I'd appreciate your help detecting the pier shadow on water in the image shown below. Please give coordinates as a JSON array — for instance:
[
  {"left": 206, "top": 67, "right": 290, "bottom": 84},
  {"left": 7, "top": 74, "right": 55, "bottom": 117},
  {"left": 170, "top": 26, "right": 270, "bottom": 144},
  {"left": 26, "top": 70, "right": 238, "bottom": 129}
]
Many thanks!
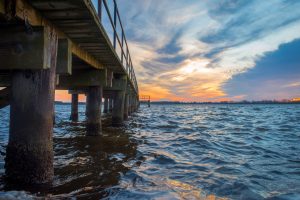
[
  {"left": 0, "top": 106, "right": 139, "bottom": 199},
  {"left": 50, "top": 119, "right": 138, "bottom": 199}
]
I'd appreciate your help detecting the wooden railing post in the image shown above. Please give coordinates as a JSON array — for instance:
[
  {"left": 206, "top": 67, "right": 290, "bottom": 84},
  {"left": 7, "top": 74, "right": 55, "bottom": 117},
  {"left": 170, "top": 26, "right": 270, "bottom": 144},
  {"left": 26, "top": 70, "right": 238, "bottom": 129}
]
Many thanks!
[
  {"left": 101, "top": 0, "right": 138, "bottom": 96},
  {"left": 113, "top": 2, "right": 117, "bottom": 49},
  {"left": 121, "top": 32, "right": 124, "bottom": 63},
  {"left": 98, "top": 0, "right": 102, "bottom": 21}
]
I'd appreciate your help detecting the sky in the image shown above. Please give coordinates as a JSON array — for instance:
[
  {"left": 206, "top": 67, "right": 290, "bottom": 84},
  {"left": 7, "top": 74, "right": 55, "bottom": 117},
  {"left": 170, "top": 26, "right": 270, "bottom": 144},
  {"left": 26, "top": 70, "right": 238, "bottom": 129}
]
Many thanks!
[{"left": 56, "top": 0, "right": 300, "bottom": 102}]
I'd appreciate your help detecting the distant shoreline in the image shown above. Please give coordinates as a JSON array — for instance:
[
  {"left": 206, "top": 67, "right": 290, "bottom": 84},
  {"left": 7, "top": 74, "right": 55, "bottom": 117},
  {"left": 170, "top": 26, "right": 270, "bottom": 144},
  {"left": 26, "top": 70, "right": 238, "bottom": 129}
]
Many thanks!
[
  {"left": 140, "top": 101, "right": 300, "bottom": 105},
  {"left": 55, "top": 101, "right": 300, "bottom": 105}
]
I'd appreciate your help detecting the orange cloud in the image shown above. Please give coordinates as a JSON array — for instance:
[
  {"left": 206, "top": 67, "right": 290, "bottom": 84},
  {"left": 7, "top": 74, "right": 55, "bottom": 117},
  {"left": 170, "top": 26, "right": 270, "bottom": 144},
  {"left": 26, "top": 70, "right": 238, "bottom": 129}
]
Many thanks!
[{"left": 138, "top": 58, "right": 230, "bottom": 102}]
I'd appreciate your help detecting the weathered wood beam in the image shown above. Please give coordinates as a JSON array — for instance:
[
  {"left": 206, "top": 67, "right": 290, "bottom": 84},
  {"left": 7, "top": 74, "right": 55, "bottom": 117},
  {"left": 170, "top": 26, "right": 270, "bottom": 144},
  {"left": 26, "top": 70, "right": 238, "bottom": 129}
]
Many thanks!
[
  {"left": 57, "top": 39, "right": 72, "bottom": 75},
  {"left": 71, "top": 43, "right": 103, "bottom": 69},
  {"left": 68, "top": 89, "right": 87, "bottom": 95},
  {"left": 58, "top": 69, "right": 107, "bottom": 89},
  {"left": 28, "top": 0, "right": 83, "bottom": 9},
  {"left": 104, "top": 76, "right": 127, "bottom": 91},
  {"left": 0, "top": 87, "right": 10, "bottom": 109},
  {"left": 0, "top": 0, "right": 4, "bottom": 14},
  {"left": 0, "top": 0, "right": 104, "bottom": 69},
  {"left": 107, "top": 70, "right": 113, "bottom": 87},
  {"left": 0, "top": 26, "right": 51, "bottom": 70}
]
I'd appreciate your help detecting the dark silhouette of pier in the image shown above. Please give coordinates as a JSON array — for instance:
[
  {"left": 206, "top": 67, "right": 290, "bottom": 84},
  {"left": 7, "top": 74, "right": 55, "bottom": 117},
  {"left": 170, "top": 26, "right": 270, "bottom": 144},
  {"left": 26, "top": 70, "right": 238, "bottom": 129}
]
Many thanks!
[
  {"left": 140, "top": 95, "right": 151, "bottom": 107},
  {"left": 0, "top": 0, "right": 139, "bottom": 186}
]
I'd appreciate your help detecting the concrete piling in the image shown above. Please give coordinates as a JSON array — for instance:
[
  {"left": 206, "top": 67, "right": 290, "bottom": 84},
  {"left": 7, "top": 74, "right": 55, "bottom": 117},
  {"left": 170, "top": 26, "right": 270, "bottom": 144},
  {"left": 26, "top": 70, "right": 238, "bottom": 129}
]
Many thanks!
[
  {"left": 86, "top": 86, "right": 102, "bottom": 136},
  {"left": 70, "top": 93, "right": 79, "bottom": 121}
]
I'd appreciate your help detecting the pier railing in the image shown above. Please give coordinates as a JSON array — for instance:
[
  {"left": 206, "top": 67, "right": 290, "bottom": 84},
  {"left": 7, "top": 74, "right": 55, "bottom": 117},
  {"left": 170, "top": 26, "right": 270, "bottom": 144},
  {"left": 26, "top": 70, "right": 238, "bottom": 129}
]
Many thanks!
[{"left": 95, "top": 0, "right": 138, "bottom": 94}]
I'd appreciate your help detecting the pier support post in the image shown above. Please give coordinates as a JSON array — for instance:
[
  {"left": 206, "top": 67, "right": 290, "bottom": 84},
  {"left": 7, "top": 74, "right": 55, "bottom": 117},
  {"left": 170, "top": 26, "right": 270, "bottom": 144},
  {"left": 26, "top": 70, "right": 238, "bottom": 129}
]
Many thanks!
[
  {"left": 132, "top": 96, "right": 136, "bottom": 112},
  {"left": 111, "top": 75, "right": 127, "bottom": 126},
  {"left": 124, "top": 94, "right": 129, "bottom": 120},
  {"left": 5, "top": 29, "right": 58, "bottom": 185},
  {"left": 70, "top": 93, "right": 79, "bottom": 121},
  {"left": 109, "top": 98, "right": 113, "bottom": 113},
  {"left": 103, "top": 98, "right": 108, "bottom": 113},
  {"left": 129, "top": 96, "right": 133, "bottom": 113},
  {"left": 86, "top": 86, "right": 102, "bottom": 136},
  {"left": 128, "top": 95, "right": 131, "bottom": 116},
  {"left": 135, "top": 97, "right": 137, "bottom": 111},
  {"left": 112, "top": 91, "right": 125, "bottom": 126}
]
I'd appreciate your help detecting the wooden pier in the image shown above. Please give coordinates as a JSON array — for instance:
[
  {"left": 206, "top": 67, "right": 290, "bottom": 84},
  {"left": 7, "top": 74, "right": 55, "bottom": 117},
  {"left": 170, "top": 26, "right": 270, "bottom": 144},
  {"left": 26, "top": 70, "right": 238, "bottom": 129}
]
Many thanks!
[
  {"left": 0, "top": 0, "right": 139, "bottom": 185},
  {"left": 140, "top": 95, "right": 151, "bottom": 107}
]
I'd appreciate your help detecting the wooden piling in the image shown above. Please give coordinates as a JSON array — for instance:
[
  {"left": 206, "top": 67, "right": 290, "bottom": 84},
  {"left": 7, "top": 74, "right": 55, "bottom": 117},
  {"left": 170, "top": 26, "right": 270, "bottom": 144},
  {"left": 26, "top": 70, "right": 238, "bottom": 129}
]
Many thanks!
[
  {"left": 128, "top": 95, "right": 131, "bottom": 116},
  {"left": 86, "top": 86, "right": 102, "bottom": 136},
  {"left": 5, "top": 29, "right": 58, "bottom": 185},
  {"left": 103, "top": 97, "right": 108, "bottom": 113},
  {"left": 124, "top": 94, "right": 129, "bottom": 120},
  {"left": 109, "top": 98, "right": 113, "bottom": 113},
  {"left": 132, "top": 96, "right": 136, "bottom": 112},
  {"left": 112, "top": 91, "right": 125, "bottom": 126},
  {"left": 70, "top": 93, "right": 79, "bottom": 121}
]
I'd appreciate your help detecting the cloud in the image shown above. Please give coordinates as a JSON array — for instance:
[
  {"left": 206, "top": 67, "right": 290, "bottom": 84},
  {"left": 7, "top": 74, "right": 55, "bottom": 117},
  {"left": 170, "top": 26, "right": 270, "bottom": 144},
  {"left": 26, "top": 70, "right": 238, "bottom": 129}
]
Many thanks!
[
  {"left": 223, "top": 38, "right": 300, "bottom": 100},
  {"left": 107, "top": 0, "right": 300, "bottom": 101},
  {"left": 283, "top": 82, "right": 300, "bottom": 88}
]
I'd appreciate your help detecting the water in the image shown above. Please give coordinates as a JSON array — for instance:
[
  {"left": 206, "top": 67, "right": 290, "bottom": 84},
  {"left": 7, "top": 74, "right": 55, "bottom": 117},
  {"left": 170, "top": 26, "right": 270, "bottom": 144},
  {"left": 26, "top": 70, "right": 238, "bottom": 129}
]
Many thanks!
[{"left": 0, "top": 104, "right": 300, "bottom": 199}]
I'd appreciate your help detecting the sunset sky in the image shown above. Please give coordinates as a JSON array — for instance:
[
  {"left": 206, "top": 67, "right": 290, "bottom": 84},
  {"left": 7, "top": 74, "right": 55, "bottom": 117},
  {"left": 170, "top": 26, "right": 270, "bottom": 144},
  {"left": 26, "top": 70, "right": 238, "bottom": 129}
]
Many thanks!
[{"left": 57, "top": 0, "right": 300, "bottom": 102}]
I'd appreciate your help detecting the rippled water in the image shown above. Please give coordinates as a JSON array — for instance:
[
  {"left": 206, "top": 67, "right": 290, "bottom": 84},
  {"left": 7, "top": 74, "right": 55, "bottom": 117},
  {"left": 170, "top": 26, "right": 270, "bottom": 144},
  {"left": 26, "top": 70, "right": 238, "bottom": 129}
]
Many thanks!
[{"left": 0, "top": 104, "right": 300, "bottom": 199}]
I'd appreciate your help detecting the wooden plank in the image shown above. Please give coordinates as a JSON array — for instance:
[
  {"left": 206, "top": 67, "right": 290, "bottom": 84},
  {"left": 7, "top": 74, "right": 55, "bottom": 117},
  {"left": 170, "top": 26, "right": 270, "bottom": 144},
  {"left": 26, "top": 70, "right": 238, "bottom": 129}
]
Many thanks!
[
  {"left": 8, "top": 0, "right": 104, "bottom": 69},
  {"left": 68, "top": 89, "right": 87, "bottom": 94},
  {"left": 41, "top": 9, "right": 89, "bottom": 19},
  {"left": 0, "top": 0, "right": 4, "bottom": 14},
  {"left": 67, "top": 33, "right": 99, "bottom": 38},
  {"left": 28, "top": 0, "right": 82, "bottom": 10},
  {"left": 72, "top": 43, "right": 103, "bottom": 69},
  {"left": 62, "top": 28, "right": 99, "bottom": 34},
  {"left": 0, "top": 26, "right": 51, "bottom": 70}
]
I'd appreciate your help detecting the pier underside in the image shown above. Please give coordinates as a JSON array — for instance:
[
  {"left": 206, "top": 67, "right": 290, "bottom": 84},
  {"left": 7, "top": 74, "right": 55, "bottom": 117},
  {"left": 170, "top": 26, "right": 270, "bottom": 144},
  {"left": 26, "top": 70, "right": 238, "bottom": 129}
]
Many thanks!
[{"left": 0, "top": 0, "right": 139, "bottom": 186}]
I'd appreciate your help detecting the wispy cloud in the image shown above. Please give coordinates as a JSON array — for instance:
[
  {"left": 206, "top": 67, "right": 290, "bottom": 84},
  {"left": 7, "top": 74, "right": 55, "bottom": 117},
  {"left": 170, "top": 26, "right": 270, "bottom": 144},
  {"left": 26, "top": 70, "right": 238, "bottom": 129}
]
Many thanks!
[
  {"left": 116, "top": 0, "right": 300, "bottom": 101},
  {"left": 283, "top": 82, "right": 300, "bottom": 88}
]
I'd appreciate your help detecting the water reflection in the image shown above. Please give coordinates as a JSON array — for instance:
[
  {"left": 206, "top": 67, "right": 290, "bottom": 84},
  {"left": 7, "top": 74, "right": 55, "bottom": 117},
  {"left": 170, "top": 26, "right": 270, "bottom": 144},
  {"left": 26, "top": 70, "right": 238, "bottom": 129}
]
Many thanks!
[{"left": 50, "top": 119, "right": 138, "bottom": 198}]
